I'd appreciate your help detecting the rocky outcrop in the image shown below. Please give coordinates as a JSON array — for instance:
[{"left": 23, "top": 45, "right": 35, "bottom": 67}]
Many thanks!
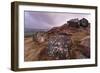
[
  {"left": 80, "top": 18, "right": 90, "bottom": 27},
  {"left": 32, "top": 32, "right": 46, "bottom": 43},
  {"left": 67, "top": 18, "right": 80, "bottom": 28}
]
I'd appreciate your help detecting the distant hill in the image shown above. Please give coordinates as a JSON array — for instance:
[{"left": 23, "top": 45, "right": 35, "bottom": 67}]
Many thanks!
[{"left": 24, "top": 28, "right": 49, "bottom": 33}]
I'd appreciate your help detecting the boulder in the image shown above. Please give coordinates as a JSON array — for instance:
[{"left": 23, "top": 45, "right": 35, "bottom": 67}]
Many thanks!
[
  {"left": 80, "top": 18, "right": 90, "bottom": 27},
  {"left": 46, "top": 33, "right": 72, "bottom": 60},
  {"left": 67, "top": 18, "right": 80, "bottom": 28}
]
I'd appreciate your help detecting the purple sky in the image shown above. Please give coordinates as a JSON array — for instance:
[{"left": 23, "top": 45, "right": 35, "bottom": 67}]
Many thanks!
[{"left": 24, "top": 11, "right": 90, "bottom": 29}]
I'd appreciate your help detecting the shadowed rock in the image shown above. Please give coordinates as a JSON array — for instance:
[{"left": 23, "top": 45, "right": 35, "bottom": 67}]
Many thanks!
[
  {"left": 80, "top": 18, "right": 90, "bottom": 27},
  {"left": 79, "top": 36, "right": 90, "bottom": 58}
]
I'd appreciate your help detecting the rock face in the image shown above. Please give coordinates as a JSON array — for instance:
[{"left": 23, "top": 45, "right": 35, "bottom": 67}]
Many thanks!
[{"left": 46, "top": 33, "right": 72, "bottom": 60}]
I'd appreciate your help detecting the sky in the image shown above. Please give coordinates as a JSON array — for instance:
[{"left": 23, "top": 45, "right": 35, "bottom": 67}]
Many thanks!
[{"left": 24, "top": 11, "right": 91, "bottom": 30}]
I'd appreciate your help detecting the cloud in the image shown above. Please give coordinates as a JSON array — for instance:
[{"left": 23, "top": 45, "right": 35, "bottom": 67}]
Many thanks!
[{"left": 24, "top": 11, "right": 90, "bottom": 29}]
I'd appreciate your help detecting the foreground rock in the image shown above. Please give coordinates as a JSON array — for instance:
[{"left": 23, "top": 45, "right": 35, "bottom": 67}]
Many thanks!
[{"left": 46, "top": 33, "right": 72, "bottom": 60}]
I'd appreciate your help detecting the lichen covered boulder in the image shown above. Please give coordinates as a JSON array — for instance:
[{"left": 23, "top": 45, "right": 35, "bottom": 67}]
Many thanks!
[{"left": 46, "top": 33, "right": 72, "bottom": 60}]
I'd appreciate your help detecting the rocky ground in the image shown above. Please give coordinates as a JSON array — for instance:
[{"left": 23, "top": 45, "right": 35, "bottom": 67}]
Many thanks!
[{"left": 24, "top": 18, "right": 90, "bottom": 61}]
